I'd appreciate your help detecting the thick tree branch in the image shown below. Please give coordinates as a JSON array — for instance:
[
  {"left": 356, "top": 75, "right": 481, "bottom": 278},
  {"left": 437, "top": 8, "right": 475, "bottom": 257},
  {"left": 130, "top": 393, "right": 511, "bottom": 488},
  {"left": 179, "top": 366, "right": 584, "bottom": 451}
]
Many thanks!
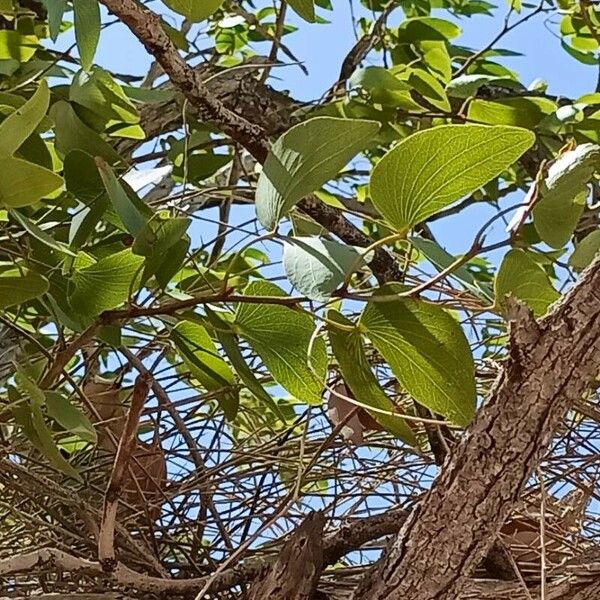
[
  {"left": 0, "top": 509, "right": 408, "bottom": 595},
  {"left": 352, "top": 258, "right": 600, "bottom": 600}
]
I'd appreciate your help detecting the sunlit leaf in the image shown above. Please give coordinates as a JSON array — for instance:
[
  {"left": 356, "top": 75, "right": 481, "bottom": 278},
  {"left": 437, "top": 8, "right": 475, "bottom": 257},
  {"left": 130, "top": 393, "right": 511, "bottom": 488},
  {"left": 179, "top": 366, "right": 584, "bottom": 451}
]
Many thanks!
[
  {"left": 360, "top": 286, "right": 476, "bottom": 427},
  {"left": 69, "top": 249, "right": 144, "bottom": 316},
  {"left": 205, "top": 307, "right": 287, "bottom": 423},
  {"left": 172, "top": 320, "right": 238, "bottom": 420},
  {"left": 234, "top": 280, "right": 327, "bottom": 404},
  {"left": 495, "top": 249, "right": 559, "bottom": 316},
  {"left": 328, "top": 310, "right": 417, "bottom": 444},
  {"left": 369, "top": 124, "right": 535, "bottom": 233}
]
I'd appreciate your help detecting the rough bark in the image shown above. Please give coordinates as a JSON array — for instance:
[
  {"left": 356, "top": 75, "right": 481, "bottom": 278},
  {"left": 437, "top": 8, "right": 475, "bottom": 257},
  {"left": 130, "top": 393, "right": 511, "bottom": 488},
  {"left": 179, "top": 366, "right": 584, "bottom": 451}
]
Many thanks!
[
  {"left": 244, "top": 512, "right": 325, "bottom": 600},
  {"left": 352, "top": 258, "right": 600, "bottom": 600}
]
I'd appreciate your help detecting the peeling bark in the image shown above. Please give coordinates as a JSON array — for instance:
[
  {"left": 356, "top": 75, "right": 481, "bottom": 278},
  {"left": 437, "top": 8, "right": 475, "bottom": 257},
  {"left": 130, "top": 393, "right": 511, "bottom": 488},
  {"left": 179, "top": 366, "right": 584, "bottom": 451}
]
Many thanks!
[{"left": 352, "top": 260, "right": 600, "bottom": 600}]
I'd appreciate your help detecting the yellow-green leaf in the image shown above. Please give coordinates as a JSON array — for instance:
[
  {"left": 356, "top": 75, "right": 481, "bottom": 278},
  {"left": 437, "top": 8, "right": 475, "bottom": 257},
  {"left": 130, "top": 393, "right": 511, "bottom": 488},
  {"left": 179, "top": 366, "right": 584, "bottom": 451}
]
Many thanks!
[
  {"left": 234, "top": 280, "right": 327, "bottom": 404},
  {"left": 495, "top": 249, "right": 559, "bottom": 317},
  {"left": 359, "top": 287, "right": 476, "bottom": 427},
  {"left": 69, "top": 249, "right": 144, "bottom": 316},
  {"left": 369, "top": 124, "right": 535, "bottom": 233},
  {"left": 328, "top": 310, "right": 417, "bottom": 445}
]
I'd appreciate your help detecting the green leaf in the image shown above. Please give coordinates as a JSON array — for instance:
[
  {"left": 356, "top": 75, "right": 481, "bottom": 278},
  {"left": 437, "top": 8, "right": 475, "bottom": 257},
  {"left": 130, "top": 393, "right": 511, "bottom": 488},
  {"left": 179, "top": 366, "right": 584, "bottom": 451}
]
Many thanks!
[
  {"left": 154, "top": 237, "right": 190, "bottom": 288},
  {"left": 96, "top": 158, "right": 147, "bottom": 236},
  {"left": 45, "top": 391, "right": 97, "bottom": 443},
  {"left": 49, "top": 101, "right": 123, "bottom": 165},
  {"left": 0, "top": 157, "right": 63, "bottom": 207},
  {"left": 163, "top": 0, "right": 225, "bottom": 22},
  {"left": 0, "top": 31, "right": 38, "bottom": 62},
  {"left": 10, "top": 210, "right": 77, "bottom": 257},
  {"left": 64, "top": 150, "right": 105, "bottom": 204},
  {"left": 69, "top": 249, "right": 144, "bottom": 316},
  {"left": 256, "top": 117, "right": 379, "bottom": 229},
  {"left": 328, "top": 310, "right": 417, "bottom": 445},
  {"left": 467, "top": 97, "right": 556, "bottom": 128},
  {"left": 15, "top": 363, "right": 45, "bottom": 404},
  {"left": 408, "top": 68, "right": 451, "bottom": 112},
  {"left": 14, "top": 366, "right": 83, "bottom": 481},
  {"left": 73, "top": 0, "right": 100, "bottom": 71},
  {"left": 349, "top": 67, "right": 423, "bottom": 110},
  {"left": 0, "top": 80, "right": 49, "bottom": 158},
  {"left": 359, "top": 287, "right": 476, "bottom": 427},
  {"left": 31, "top": 396, "right": 83, "bottom": 481},
  {"left": 45, "top": 0, "right": 67, "bottom": 41},
  {"left": 533, "top": 189, "right": 587, "bottom": 249},
  {"left": 70, "top": 68, "right": 140, "bottom": 128},
  {"left": 172, "top": 320, "right": 238, "bottom": 420},
  {"left": 569, "top": 230, "right": 600, "bottom": 271},
  {"left": 132, "top": 214, "right": 190, "bottom": 257},
  {"left": 234, "top": 280, "right": 327, "bottom": 404},
  {"left": 0, "top": 271, "right": 49, "bottom": 309},
  {"left": 533, "top": 144, "right": 600, "bottom": 248},
  {"left": 283, "top": 236, "right": 371, "bottom": 301},
  {"left": 287, "top": 0, "right": 315, "bottom": 22},
  {"left": 369, "top": 124, "right": 535, "bottom": 233},
  {"left": 495, "top": 249, "right": 559, "bottom": 317},
  {"left": 205, "top": 307, "right": 287, "bottom": 423},
  {"left": 398, "top": 16, "right": 461, "bottom": 41}
]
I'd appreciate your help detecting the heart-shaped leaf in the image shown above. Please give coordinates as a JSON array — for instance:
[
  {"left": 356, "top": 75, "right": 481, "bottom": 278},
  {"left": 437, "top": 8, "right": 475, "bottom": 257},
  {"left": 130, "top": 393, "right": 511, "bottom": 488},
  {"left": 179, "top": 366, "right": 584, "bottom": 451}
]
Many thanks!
[
  {"left": 234, "top": 280, "right": 327, "bottom": 404},
  {"left": 69, "top": 249, "right": 144, "bottom": 316},
  {"left": 369, "top": 124, "right": 535, "bottom": 233}
]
